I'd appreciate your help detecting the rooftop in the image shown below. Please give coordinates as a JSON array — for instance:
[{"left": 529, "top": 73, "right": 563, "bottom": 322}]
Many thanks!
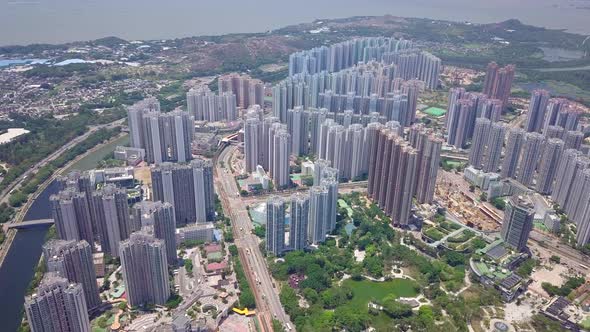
[{"left": 206, "top": 261, "right": 228, "bottom": 272}]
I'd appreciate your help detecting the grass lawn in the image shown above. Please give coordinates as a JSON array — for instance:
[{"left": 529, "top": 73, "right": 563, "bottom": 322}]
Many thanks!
[
  {"left": 581, "top": 317, "right": 590, "bottom": 330},
  {"left": 343, "top": 278, "right": 419, "bottom": 306},
  {"left": 443, "top": 160, "right": 463, "bottom": 168},
  {"left": 424, "top": 227, "right": 446, "bottom": 241},
  {"left": 342, "top": 278, "right": 420, "bottom": 330}
]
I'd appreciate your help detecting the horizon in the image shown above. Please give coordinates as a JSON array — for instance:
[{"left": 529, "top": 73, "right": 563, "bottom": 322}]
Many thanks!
[{"left": 1, "top": 0, "right": 589, "bottom": 47}]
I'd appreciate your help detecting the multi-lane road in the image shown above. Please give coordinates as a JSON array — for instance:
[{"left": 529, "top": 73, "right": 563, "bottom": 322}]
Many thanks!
[
  {"left": 241, "top": 181, "right": 367, "bottom": 204},
  {"left": 0, "top": 118, "right": 125, "bottom": 205},
  {"left": 214, "top": 144, "right": 292, "bottom": 331}
]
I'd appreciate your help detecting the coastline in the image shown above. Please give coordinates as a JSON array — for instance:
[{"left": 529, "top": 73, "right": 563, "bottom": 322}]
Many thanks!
[{"left": 1, "top": 9, "right": 589, "bottom": 48}]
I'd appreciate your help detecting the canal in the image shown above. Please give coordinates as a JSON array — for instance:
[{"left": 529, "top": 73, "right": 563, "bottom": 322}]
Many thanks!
[
  {"left": 0, "top": 134, "right": 128, "bottom": 331},
  {"left": 0, "top": 181, "right": 57, "bottom": 332}
]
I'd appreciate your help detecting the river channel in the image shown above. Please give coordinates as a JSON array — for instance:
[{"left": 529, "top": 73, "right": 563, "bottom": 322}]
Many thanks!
[{"left": 0, "top": 135, "right": 127, "bottom": 331}]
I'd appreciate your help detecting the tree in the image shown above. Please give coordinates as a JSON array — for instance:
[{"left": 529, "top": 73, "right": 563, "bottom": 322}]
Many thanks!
[
  {"left": 184, "top": 259, "right": 194, "bottom": 276},
  {"left": 302, "top": 288, "right": 320, "bottom": 305},
  {"left": 165, "top": 293, "right": 182, "bottom": 309},
  {"left": 549, "top": 255, "right": 561, "bottom": 264},
  {"left": 279, "top": 285, "right": 300, "bottom": 318},
  {"left": 472, "top": 237, "right": 487, "bottom": 250},
  {"left": 363, "top": 255, "right": 384, "bottom": 278},
  {"left": 541, "top": 277, "right": 584, "bottom": 297},
  {"left": 491, "top": 197, "right": 506, "bottom": 210},
  {"left": 253, "top": 225, "right": 266, "bottom": 238},
  {"left": 321, "top": 286, "right": 353, "bottom": 309},
  {"left": 381, "top": 296, "right": 413, "bottom": 318},
  {"left": 444, "top": 252, "right": 466, "bottom": 267},
  {"left": 516, "top": 258, "right": 537, "bottom": 278},
  {"left": 8, "top": 191, "right": 27, "bottom": 207},
  {"left": 272, "top": 319, "right": 286, "bottom": 332},
  {"left": 300, "top": 263, "right": 331, "bottom": 291},
  {"left": 334, "top": 306, "right": 369, "bottom": 332},
  {"left": 224, "top": 230, "right": 234, "bottom": 242},
  {"left": 416, "top": 306, "right": 436, "bottom": 328},
  {"left": 301, "top": 175, "right": 314, "bottom": 186},
  {"left": 239, "top": 287, "right": 256, "bottom": 308}
]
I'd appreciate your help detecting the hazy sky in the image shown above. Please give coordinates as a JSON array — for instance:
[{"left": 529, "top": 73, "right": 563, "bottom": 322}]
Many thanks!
[{"left": 1, "top": 0, "right": 588, "bottom": 46}]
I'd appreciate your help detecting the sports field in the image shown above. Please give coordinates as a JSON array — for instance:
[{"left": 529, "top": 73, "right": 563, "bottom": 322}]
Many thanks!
[{"left": 422, "top": 107, "right": 447, "bottom": 117}]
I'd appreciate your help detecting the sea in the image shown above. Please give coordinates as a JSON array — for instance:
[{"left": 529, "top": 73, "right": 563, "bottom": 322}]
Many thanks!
[{"left": 0, "top": 0, "right": 589, "bottom": 46}]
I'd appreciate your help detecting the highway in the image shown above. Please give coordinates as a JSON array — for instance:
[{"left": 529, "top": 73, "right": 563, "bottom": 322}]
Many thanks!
[
  {"left": 214, "top": 144, "right": 292, "bottom": 331},
  {"left": 0, "top": 118, "right": 125, "bottom": 205},
  {"left": 0, "top": 119, "right": 125, "bottom": 268}
]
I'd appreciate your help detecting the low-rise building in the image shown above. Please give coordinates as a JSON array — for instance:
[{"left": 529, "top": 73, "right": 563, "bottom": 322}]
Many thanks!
[
  {"left": 93, "top": 252, "right": 105, "bottom": 277},
  {"left": 487, "top": 178, "right": 532, "bottom": 199},
  {"left": 206, "top": 261, "right": 228, "bottom": 274},
  {"left": 464, "top": 166, "right": 500, "bottom": 190},
  {"left": 176, "top": 223, "right": 216, "bottom": 244},
  {"left": 301, "top": 161, "right": 315, "bottom": 176},
  {"left": 541, "top": 297, "right": 581, "bottom": 331},
  {"left": 114, "top": 146, "right": 145, "bottom": 164},
  {"left": 89, "top": 166, "right": 135, "bottom": 188},
  {"left": 543, "top": 211, "right": 561, "bottom": 234},
  {"left": 469, "top": 240, "right": 531, "bottom": 302}
]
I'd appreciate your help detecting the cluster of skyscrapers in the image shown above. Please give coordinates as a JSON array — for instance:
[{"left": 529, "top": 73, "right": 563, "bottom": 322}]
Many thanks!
[
  {"left": 274, "top": 62, "right": 427, "bottom": 125},
  {"left": 368, "top": 123, "right": 443, "bottom": 225},
  {"left": 187, "top": 87, "right": 237, "bottom": 122},
  {"left": 244, "top": 106, "right": 394, "bottom": 185},
  {"left": 243, "top": 106, "right": 292, "bottom": 188},
  {"left": 463, "top": 86, "right": 590, "bottom": 248},
  {"left": 128, "top": 98, "right": 195, "bottom": 164},
  {"left": 501, "top": 129, "right": 547, "bottom": 189},
  {"left": 288, "top": 37, "right": 413, "bottom": 76},
  {"left": 37, "top": 121, "right": 215, "bottom": 330},
  {"left": 446, "top": 88, "right": 504, "bottom": 149},
  {"left": 407, "top": 124, "right": 444, "bottom": 204},
  {"left": 218, "top": 73, "right": 265, "bottom": 109},
  {"left": 265, "top": 165, "right": 339, "bottom": 255},
  {"left": 482, "top": 62, "right": 516, "bottom": 109},
  {"left": 469, "top": 118, "right": 506, "bottom": 173},
  {"left": 119, "top": 231, "right": 171, "bottom": 307},
  {"left": 151, "top": 158, "right": 215, "bottom": 224},
  {"left": 43, "top": 169, "right": 179, "bottom": 327},
  {"left": 25, "top": 273, "right": 91, "bottom": 332},
  {"left": 43, "top": 239, "right": 101, "bottom": 311},
  {"left": 276, "top": 37, "right": 440, "bottom": 129},
  {"left": 552, "top": 149, "right": 590, "bottom": 246},
  {"left": 381, "top": 50, "right": 441, "bottom": 89},
  {"left": 53, "top": 173, "right": 131, "bottom": 257}
]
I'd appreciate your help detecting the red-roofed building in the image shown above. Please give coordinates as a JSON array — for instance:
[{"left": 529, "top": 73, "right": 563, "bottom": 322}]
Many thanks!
[{"left": 206, "top": 261, "right": 228, "bottom": 274}]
